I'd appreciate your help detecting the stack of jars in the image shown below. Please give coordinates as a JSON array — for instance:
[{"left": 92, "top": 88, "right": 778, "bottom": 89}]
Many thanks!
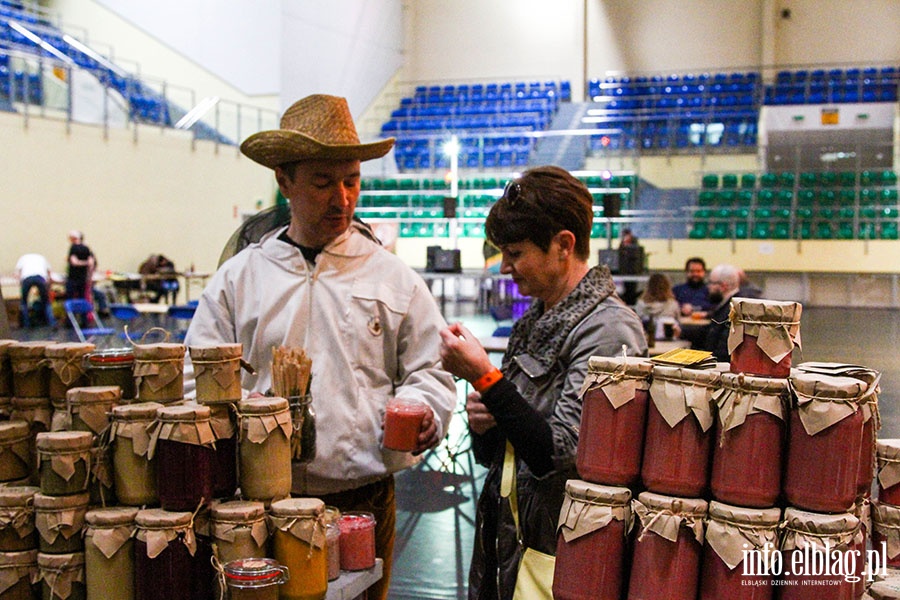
[{"left": 0, "top": 485, "right": 40, "bottom": 598}]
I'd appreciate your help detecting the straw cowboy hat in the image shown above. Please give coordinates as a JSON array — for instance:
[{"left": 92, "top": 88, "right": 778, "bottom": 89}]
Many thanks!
[{"left": 240, "top": 94, "right": 395, "bottom": 168}]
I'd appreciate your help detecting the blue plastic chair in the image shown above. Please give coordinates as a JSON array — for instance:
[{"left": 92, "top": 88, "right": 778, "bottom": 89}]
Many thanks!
[{"left": 64, "top": 299, "right": 116, "bottom": 342}]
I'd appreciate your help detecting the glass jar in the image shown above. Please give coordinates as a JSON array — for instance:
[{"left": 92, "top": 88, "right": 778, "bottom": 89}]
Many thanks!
[
  {"left": 784, "top": 372, "right": 867, "bottom": 513},
  {"left": 223, "top": 557, "right": 289, "bottom": 600},
  {"left": 33, "top": 492, "right": 89, "bottom": 554},
  {"left": 10, "top": 397, "right": 52, "bottom": 447},
  {"left": 8, "top": 342, "right": 51, "bottom": 399},
  {"left": 0, "top": 340, "right": 15, "bottom": 399},
  {"left": 66, "top": 386, "right": 120, "bottom": 438},
  {"left": 872, "top": 500, "right": 900, "bottom": 569},
  {"left": 779, "top": 507, "right": 861, "bottom": 599},
  {"left": 338, "top": 511, "right": 376, "bottom": 572},
  {"left": 35, "top": 432, "right": 92, "bottom": 497},
  {"left": 382, "top": 398, "right": 425, "bottom": 452},
  {"left": 36, "top": 551, "right": 85, "bottom": 600},
  {"left": 205, "top": 403, "right": 238, "bottom": 501},
  {"left": 0, "top": 548, "right": 38, "bottom": 600},
  {"left": 236, "top": 398, "right": 292, "bottom": 504},
  {"left": 210, "top": 501, "right": 269, "bottom": 565},
  {"left": 133, "top": 509, "right": 196, "bottom": 600},
  {"left": 148, "top": 404, "right": 215, "bottom": 511},
  {"left": 49, "top": 397, "right": 70, "bottom": 433},
  {"left": 133, "top": 343, "right": 185, "bottom": 404},
  {"left": 109, "top": 402, "right": 162, "bottom": 506},
  {"left": 0, "top": 421, "right": 33, "bottom": 484},
  {"left": 728, "top": 298, "right": 801, "bottom": 378},
  {"left": 710, "top": 373, "right": 789, "bottom": 507},
  {"left": 698, "top": 501, "right": 781, "bottom": 600},
  {"left": 324, "top": 506, "right": 342, "bottom": 582},
  {"left": 44, "top": 343, "right": 94, "bottom": 403},
  {"left": 84, "top": 349, "right": 136, "bottom": 400},
  {"left": 878, "top": 439, "right": 900, "bottom": 505},
  {"left": 189, "top": 344, "right": 243, "bottom": 403},
  {"left": 0, "top": 486, "right": 39, "bottom": 552},
  {"left": 83, "top": 507, "right": 137, "bottom": 600},
  {"left": 627, "top": 492, "right": 707, "bottom": 600},
  {"left": 642, "top": 365, "right": 720, "bottom": 497},
  {"left": 576, "top": 356, "right": 652, "bottom": 486},
  {"left": 288, "top": 395, "right": 316, "bottom": 463},
  {"left": 269, "top": 498, "right": 327, "bottom": 600},
  {"left": 552, "top": 480, "right": 631, "bottom": 600}
]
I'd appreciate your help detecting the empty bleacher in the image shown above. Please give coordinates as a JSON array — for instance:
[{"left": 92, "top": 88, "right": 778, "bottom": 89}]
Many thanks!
[{"left": 764, "top": 66, "right": 899, "bottom": 105}]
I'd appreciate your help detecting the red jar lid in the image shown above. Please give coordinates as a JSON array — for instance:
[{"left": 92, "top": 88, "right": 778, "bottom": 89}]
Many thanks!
[
  {"left": 87, "top": 349, "right": 135, "bottom": 364},
  {"left": 224, "top": 558, "right": 289, "bottom": 587}
]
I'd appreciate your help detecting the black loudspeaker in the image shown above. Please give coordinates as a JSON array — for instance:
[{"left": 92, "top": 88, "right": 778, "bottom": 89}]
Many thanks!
[
  {"left": 426, "top": 246, "right": 462, "bottom": 273},
  {"left": 618, "top": 245, "right": 646, "bottom": 275},
  {"left": 602, "top": 195, "right": 621, "bottom": 218},
  {"left": 442, "top": 196, "right": 457, "bottom": 219}
]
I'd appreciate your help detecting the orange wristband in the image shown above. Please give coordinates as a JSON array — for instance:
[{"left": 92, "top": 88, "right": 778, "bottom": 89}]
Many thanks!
[{"left": 472, "top": 367, "right": 503, "bottom": 394}]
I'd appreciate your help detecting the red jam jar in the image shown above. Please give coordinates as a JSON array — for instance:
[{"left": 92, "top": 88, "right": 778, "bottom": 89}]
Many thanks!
[
  {"left": 133, "top": 508, "right": 196, "bottom": 600},
  {"left": 339, "top": 511, "right": 376, "bottom": 571},
  {"left": 710, "top": 373, "right": 789, "bottom": 508},
  {"left": 149, "top": 404, "right": 216, "bottom": 511},
  {"left": 576, "top": 356, "right": 652, "bottom": 486},
  {"left": 382, "top": 398, "right": 427, "bottom": 452},
  {"left": 641, "top": 365, "right": 720, "bottom": 497},
  {"left": 85, "top": 349, "right": 136, "bottom": 400},
  {"left": 553, "top": 480, "right": 631, "bottom": 600},
  {"left": 627, "top": 492, "right": 707, "bottom": 600},
  {"left": 784, "top": 372, "right": 867, "bottom": 513},
  {"left": 878, "top": 440, "right": 900, "bottom": 505},
  {"left": 699, "top": 501, "right": 781, "bottom": 600},
  {"left": 872, "top": 500, "right": 900, "bottom": 569},
  {"left": 779, "top": 507, "right": 861, "bottom": 599},
  {"left": 728, "top": 298, "right": 801, "bottom": 378}
]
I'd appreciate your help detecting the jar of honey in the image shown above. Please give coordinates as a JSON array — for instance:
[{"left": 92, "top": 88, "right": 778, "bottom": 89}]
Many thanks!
[
  {"left": 576, "top": 356, "right": 652, "bottom": 486},
  {"left": 133, "top": 342, "right": 185, "bottom": 404},
  {"left": 33, "top": 492, "right": 89, "bottom": 554},
  {"left": 35, "top": 432, "right": 92, "bottom": 496},
  {"left": 83, "top": 507, "right": 138, "bottom": 600},
  {"left": 269, "top": 497, "right": 327, "bottom": 600},
  {"left": 189, "top": 344, "right": 243, "bottom": 403},
  {"left": 784, "top": 372, "right": 868, "bottom": 513},
  {"left": 552, "top": 480, "right": 632, "bottom": 600},
  {"left": 627, "top": 492, "right": 707, "bottom": 600},
  {"left": 210, "top": 501, "right": 269, "bottom": 564},
  {"left": 698, "top": 501, "right": 781, "bottom": 600},
  {"left": 84, "top": 349, "right": 136, "bottom": 400},
  {"left": 148, "top": 404, "right": 216, "bottom": 511},
  {"left": 36, "top": 551, "right": 85, "bottom": 600},
  {"left": 727, "top": 298, "right": 801, "bottom": 378},
  {"left": 710, "top": 373, "right": 789, "bottom": 507},
  {"left": 642, "top": 365, "right": 720, "bottom": 497},
  {"left": 8, "top": 342, "right": 51, "bottom": 399},
  {"left": 109, "top": 402, "right": 161, "bottom": 506},
  {"left": 0, "top": 486, "right": 39, "bottom": 552},
  {"left": 133, "top": 508, "right": 197, "bottom": 600},
  {"left": 237, "top": 397, "right": 292, "bottom": 504},
  {"left": 44, "top": 343, "right": 94, "bottom": 402}
]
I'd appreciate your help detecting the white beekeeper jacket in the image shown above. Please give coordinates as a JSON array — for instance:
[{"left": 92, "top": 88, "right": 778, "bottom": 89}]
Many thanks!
[{"left": 185, "top": 223, "right": 457, "bottom": 495}]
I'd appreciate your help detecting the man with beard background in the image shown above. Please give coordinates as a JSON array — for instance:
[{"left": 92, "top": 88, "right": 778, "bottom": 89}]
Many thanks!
[
  {"left": 672, "top": 256, "right": 711, "bottom": 316},
  {"left": 700, "top": 263, "right": 742, "bottom": 361}
]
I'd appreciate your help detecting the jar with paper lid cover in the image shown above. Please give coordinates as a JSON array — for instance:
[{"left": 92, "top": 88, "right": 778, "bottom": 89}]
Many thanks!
[
  {"left": 44, "top": 343, "right": 94, "bottom": 403},
  {"left": 8, "top": 342, "right": 51, "bottom": 398},
  {"left": 84, "top": 348, "right": 136, "bottom": 400},
  {"left": 83, "top": 506, "right": 138, "bottom": 600},
  {"left": 0, "top": 486, "right": 39, "bottom": 552},
  {"left": 698, "top": 501, "right": 781, "bottom": 600},
  {"left": 710, "top": 372, "right": 789, "bottom": 507},
  {"left": 878, "top": 439, "right": 900, "bottom": 505},
  {"left": 576, "top": 356, "right": 652, "bottom": 486},
  {"left": 148, "top": 404, "right": 215, "bottom": 511},
  {"left": 66, "top": 386, "right": 120, "bottom": 438},
  {"left": 0, "top": 421, "right": 33, "bottom": 484},
  {"left": 35, "top": 431, "right": 92, "bottom": 497},
  {"left": 133, "top": 508, "right": 197, "bottom": 600},
  {"left": 553, "top": 480, "right": 632, "bottom": 600},
  {"left": 727, "top": 298, "right": 801, "bottom": 378},
  {"left": 189, "top": 344, "right": 243, "bottom": 403},
  {"left": 872, "top": 500, "right": 900, "bottom": 569},
  {"left": 269, "top": 497, "right": 327, "bottom": 600},
  {"left": 132, "top": 342, "right": 184, "bottom": 404},
  {"left": 779, "top": 507, "right": 861, "bottom": 599},
  {"left": 0, "top": 548, "right": 38, "bottom": 600},
  {"left": 36, "top": 551, "right": 85, "bottom": 600},
  {"left": 210, "top": 500, "right": 269, "bottom": 564},
  {"left": 109, "top": 402, "right": 161, "bottom": 506},
  {"left": 236, "top": 397, "right": 292, "bottom": 504},
  {"left": 784, "top": 372, "right": 868, "bottom": 513},
  {"left": 33, "top": 492, "right": 89, "bottom": 554},
  {"left": 627, "top": 492, "right": 708, "bottom": 600},
  {"left": 641, "top": 365, "right": 720, "bottom": 497},
  {"left": 203, "top": 402, "right": 238, "bottom": 501},
  {"left": 10, "top": 397, "right": 51, "bottom": 448},
  {"left": 0, "top": 339, "right": 15, "bottom": 399}
]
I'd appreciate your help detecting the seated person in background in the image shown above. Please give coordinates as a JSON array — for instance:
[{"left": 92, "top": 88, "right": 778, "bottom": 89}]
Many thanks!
[
  {"left": 699, "top": 264, "right": 742, "bottom": 362},
  {"left": 139, "top": 254, "right": 180, "bottom": 303},
  {"left": 737, "top": 268, "right": 763, "bottom": 299},
  {"left": 634, "top": 272, "right": 681, "bottom": 339},
  {"left": 15, "top": 253, "right": 56, "bottom": 327},
  {"left": 673, "top": 256, "right": 712, "bottom": 316}
]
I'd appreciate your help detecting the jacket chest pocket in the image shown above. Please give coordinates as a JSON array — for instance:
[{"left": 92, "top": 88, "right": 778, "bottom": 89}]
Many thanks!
[{"left": 346, "top": 281, "right": 412, "bottom": 375}]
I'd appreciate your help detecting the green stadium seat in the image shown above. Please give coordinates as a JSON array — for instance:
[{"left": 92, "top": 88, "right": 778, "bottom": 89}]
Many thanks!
[
  {"left": 818, "top": 207, "right": 836, "bottom": 220},
  {"left": 838, "top": 207, "right": 855, "bottom": 220},
  {"left": 858, "top": 221, "right": 877, "bottom": 239},
  {"left": 759, "top": 173, "right": 778, "bottom": 188},
  {"left": 880, "top": 222, "right": 899, "bottom": 239},
  {"left": 881, "top": 189, "right": 899, "bottom": 203},
  {"left": 716, "top": 191, "right": 736, "bottom": 206},
  {"left": 757, "top": 189, "right": 776, "bottom": 206},
  {"left": 882, "top": 207, "right": 899, "bottom": 218},
  {"left": 838, "top": 171, "right": 857, "bottom": 187},
  {"left": 695, "top": 209, "right": 713, "bottom": 219},
  {"left": 839, "top": 189, "right": 856, "bottom": 205},
  {"left": 751, "top": 222, "right": 772, "bottom": 239},
  {"left": 736, "top": 190, "right": 754, "bottom": 207},
  {"left": 837, "top": 222, "right": 855, "bottom": 239},
  {"left": 860, "top": 170, "right": 876, "bottom": 186},
  {"left": 754, "top": 207, "right": 772, "bottom": 220},
  {"left": 773, "top": 222, "right": 791, "bottom": 239},
  {"left": 818, "top": 189, "right": 837, "bottom": 205},
  {"left": 709, "top": 222, "right": 732, "bottom": 239},
  {"left": 799, "top": 172, "right": 818, "bottom": 188},
  {"left": 815, "top": 222, "right": 834, "bottom": 239},
  {"left": 797, "top": 207, "right": 814, "bottom": 219},
  {"left": 881, "top": 171, "right": 898, "bottom": 186},
  {"left": 699, "top": 191, "right": 716, "bottom": 206},
  {"left": 798, "top": 222, "right": 812, "bottom": 239},
  {"left": 734, "top": 221, "right": 749, "bottom": 238},
  {"left": 798, "top": 190, "right": 816, "bottom": 206},
  {"left": 689, "top": 222, "right": 709, "bottom": 239},
  {"left": 721, "top": 174, "right": 738, "bottom": 189},
  {"left": 777, "top": 172, "right": 795, "bottom": 188},
  {"left": 819, "top": 172, "right": 838, "bottom": 187},
  {"left": 776, "top": 190, "right": 794, "bottom": 207},
  {"left": 740, "top": 173, "right": 757, "bottom": 189},
  {"left": 701, "top": 174, "right": 719, "bottom": 189}
]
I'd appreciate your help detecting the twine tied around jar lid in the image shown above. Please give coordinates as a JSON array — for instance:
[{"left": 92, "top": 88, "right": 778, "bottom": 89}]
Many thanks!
[
  {"left": 780, "top": 506, "right": 861, "bottom": 553},
  {"left": 236, "top": 398, "right": 292, "bottom": 444},
  {"left": 84, "top": 506, "right": 139, "bottom": 559},
  {"left": 558, "top": 481, "right": 633, "bottom": 543},
  {"left": 633, "top": 491, "right": 707, "bottom": 544},
  {"left": 134, "top": 506, "right": 199, "bottom": 559},
  {"left": 45, "top": 343, "right": 94, "bottom": 387},
  {"left": 705, "top": 501, "right": 782, "bottom": 570},
  {"left": 132, "top": 339, "right": 185, "bottom": 395},
  {"left": 0, "top": 549, "right": 38, "bottom": 595},
  {"left": 268, "top": 498, "right": 327, "bottom": 554},
  {"left": 872, "top": 501, "right": 900, "bottom": 562},
  {"left": 210, "top": 500, "right": 270, "bottom": 551},
  {"left": 146, "top": 404, "right": 216, "bottom": 460},
  {"left": 713, "top": 372, "right": 790, "bottom": 436},
  {"left": 109, "top": 402, "right": 163, "bottom": 458},
  {"left": 36, "top": 551, "right": 84, "bottom": 600},
  {"left": 648, "top": 365, "right": 721, "bottom": 432},
  {"left": 0, "top": 486, "right": 39, "bottom": 540},
  {"left": 789, "top": 372, "right": 875, "bottom": 436},
  {"left": 579, "top": 356, "right": 653, "bottom": 409},
  {"left": 727, "top": 298, "right": 802, "bottom": 362}
]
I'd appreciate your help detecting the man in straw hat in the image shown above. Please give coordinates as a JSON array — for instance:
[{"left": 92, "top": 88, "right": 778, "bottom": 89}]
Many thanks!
[{"left": 185, "top": 95, "right": 457, "bottom": 599}]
